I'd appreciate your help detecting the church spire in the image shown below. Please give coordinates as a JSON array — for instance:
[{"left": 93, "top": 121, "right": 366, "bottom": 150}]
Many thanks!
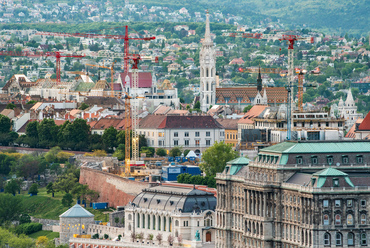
[
  {"left": 345, "top": 88, "right": 354, "bottom": 106},
  {"left": 257, "top": 67, "right": 262, "bottom": 92},
  {"left": 202, "top": 10, "right": 212, "bottom": 46}
]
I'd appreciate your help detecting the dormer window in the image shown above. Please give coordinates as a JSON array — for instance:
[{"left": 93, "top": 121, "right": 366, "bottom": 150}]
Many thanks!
[
  {"left": 327, "top": 155, "right": 333, "bottom": 165},
  {"left": 357, "top": 155, "right": 363, "bottom": 164},
  {"left": 342, "top": 155, "right": 349, "bottom": 164},
  {"left": 311, "top": 156, "right": 318, "bottom": 164},
  {"left": 296, "top": 156, "right": 303, "bottom": 164},
  {"left": 333, "top": 178, "right": 339, "bottom": 187}
]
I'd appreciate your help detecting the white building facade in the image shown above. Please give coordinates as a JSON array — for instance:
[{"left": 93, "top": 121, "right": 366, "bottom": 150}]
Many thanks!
[{"left": 199, "top": 12, "right": 216, "bottom": 112}]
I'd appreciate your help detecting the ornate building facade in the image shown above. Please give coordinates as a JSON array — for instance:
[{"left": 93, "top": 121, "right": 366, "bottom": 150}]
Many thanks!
[
  {"left": 199, "top": 11, "right": 216, "bottom": 112},
  {"left": 337, "top": 89, "right": 363, "bottom": 130},
  {"left": 216, "top": 141, "right": 370, "bottom": 248},
  {"left": 124, "top": 185, "right": 216, "bottom": 246}
]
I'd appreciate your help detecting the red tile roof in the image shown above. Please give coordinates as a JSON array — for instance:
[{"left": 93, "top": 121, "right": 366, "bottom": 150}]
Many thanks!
[
  {"left": 216, "top": 118, "right": 239, "bottom": 130},
  {"left": 91, "top": 118, "right": 128, "bottom": 130},
  {"left": 238, "top": 105, "right": 268, "bottom": 124},
  {"left": 345, "top": 118, "right": 363, "bottom": 138},
  {"left": 358, "top": 112, "right": 370, "bottom": 131}
]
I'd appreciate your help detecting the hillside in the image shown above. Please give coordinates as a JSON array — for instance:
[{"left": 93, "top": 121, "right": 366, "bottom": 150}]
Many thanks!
[{"left": 111, "top": 0, "right": 369, "bottom": 35}]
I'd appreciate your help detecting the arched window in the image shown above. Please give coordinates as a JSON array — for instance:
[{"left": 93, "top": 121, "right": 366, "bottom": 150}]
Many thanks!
[
  {"left": 137, "top": 213, "right": 140, "bottom": 228},
  {"left": 323, "top": 214, "right": 329, "bottom": 225},
  {"left": 361, "top": 233, "right": 367, "bottom": 245},
  {"left": 324, "top": 233, "right": 330, "bottom": 246},
  {"left": 347, "top": 214, "right": 354, "bottom": 225},
  {"left": 361, "top": 214, "right": 367, "bottom": 225},
  {"left": 336, "top": 232, "right": 342, "bottom": 246},
  {"left": 348, "top": 232, "right": 354, "bottom": 246},
  {"left": 142, "top": 214, "right": 145, "bottom": 228},
  {"left": 335, "top": 214, "right": 341, "bottom": 225}
]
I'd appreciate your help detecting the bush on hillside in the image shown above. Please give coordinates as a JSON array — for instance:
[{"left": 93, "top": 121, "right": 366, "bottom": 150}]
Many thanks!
[{"left": 15, "top": 222, "right": 42, "bottom": 235}]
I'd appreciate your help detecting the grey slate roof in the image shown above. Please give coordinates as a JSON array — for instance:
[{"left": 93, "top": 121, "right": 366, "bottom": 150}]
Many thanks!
[{"left": 60, "top": 204, "right": 94, "bottom": 218}]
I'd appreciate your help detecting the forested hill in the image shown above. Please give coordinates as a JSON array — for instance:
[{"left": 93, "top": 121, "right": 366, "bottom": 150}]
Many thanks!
[{"left": 113, "top": 0, "right": 369, "bottom": 35}]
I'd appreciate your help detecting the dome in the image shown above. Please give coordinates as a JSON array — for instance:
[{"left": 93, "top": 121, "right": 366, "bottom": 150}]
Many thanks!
[{"left": 132, "top": 186, "right": 216, "bottom": 213}]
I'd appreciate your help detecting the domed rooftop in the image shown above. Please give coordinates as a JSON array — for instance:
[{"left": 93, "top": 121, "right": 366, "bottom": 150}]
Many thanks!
[
  {"left": 60, "top": 204, "right": 94, "bottom": 218},
  {"left": 132, "top": 185, "right": 216, "bottom": 213}
]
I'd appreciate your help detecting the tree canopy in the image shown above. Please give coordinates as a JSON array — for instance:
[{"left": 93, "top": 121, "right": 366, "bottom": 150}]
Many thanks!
[{"left": 199, "top": 141, "right": 238, "bottom": 176}]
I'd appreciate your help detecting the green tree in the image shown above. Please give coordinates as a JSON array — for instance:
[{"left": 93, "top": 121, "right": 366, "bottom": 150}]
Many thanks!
[
  {"left": 11, "top": 154, "right": 40, "bottom": 180},
  {"left": 63, "top": 119, "right": 90, "bottom": 150},
  {"left": 5, "top": 103, "right": 16, "bottom": 109},
  {"left": 44, "top": 146, "right": 62, "bottom": 163},
  {"left": 28, "top": 183, "right": 38, "bottom": 195},
  {"left": 54, "top": 173, "right": 78, "bottom": 194},
  {"left": 0, "top": 114, "right": 12, "bottom": 133},
  {"left": 79, "top": 102, "right": 89, "bottom": 110},
  {"left": 0, "top": 194, "right": 22, "bottom": 224},
  {"left": 140, "top": 147, "right": 155, "bottom": 157},
  {"left": 193, "top": 101, "right": 200, "bottom": 110},
  {"left": 24, "top": 120, "right": 39, "bottom": 147},
  {"left": 200, "top": 141, "right": 238, "bottom": 176},
  {"left": 4, "top": 179, "right": 21, "bottom": 196},
  {"left": 38, "top": 119, "right": 59, "bottom": 148},
  {"left": 102, "top": 126, "right": 117, "bottom": 152},
  {"left": 243, "top": 105, "right": 252, "bottom": 113},
  {"left": 183, "top": 149, "right": 190, "bottom": 157},
  {"left": 169, "top": 147, "right": 182, "bottom": 157},
  {"left": 62, "top": 193, "right": 73, "bottom": 208},
  {"left": 46, "top": 182, "right": 55, "bottom": 197},
  {"left": 0, "top": 153, "right": 16, "bottom": 175},
  {"left": 156, "top": 148, "right": 167, "bottom": 157}
]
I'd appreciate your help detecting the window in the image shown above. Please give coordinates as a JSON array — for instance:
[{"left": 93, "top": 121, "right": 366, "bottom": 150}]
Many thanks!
[
  {"left": 342, "top": 156, "right": 349, "bottom": 164},
  {"left": 324, "top": 233, "right": 331, "bottom": 246},
  {"left": 184, "top": 140, "right": 189, "bottom": 147},
  {"left": 195, "top": 140, "right": 200, "bottom": 147},
  {"left": 333, "top": 178, "right": 339, "bottom": 187},
  {"left": 206, "top": 132, "right": 210, "bottom": 137},
  {"left": 361, "top": 214, "right": 367, "bottom": 225},
  {"left": 336, "top": 232, "right": 342, "bottom": 246},
  {"left": 206, "top": 140, "right": 211, "bottom": 146},
  {"left": 296, "top": 156, "right": 303, "bottom": 164},
  {"left": 174, "top": 140, "right": 178, "bottom": 146},
  {"left": 348, "top": 233, "right": 354, "bottom": 246},
  {"left": 323, "top": 214, "right": 329, "bottom": 225},
  {"left": 335, "top": 214, "right": 341, "bottom": 225},
  {"left": 327, "top": 156, "right": 333, "bottom": 165},
  {"left": 347, "top": 214, "right": 354, "bottom": 225},
  {"left": 357, "top": 155, "right": 363, "bottom": 164},
  {"left": 361, "top": 200, "right": 366, "bottom": 207},
  {"left": 347, "top": 200, "right": 353, "bottom": 207},
  {"left": 323, "top": 200, "right": 329, "bottom": 207},
  {"left": 185, "top": 132, "right": 189, "bottom": 137},
  {"left": 361, "top": 233, "right": 367, "bottom": 245},
  {"left": 220, "top": 131, "right": 224, "bottom": 136},
  {"left": 335, "top": 200, "right": 341, "bottom": 207},
  {"left": 174, "top": 132, "right": 178, "bottom": 137},
  {"left": 195, "top": 132, "right": 200, "bottom": 137},
  {"left": 311, "top": 156, "right": 318, "bottom": 164}
]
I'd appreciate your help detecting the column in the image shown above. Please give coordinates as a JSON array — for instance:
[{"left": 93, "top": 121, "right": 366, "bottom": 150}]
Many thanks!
[{"left": 263, "top": 193, "right": 266, "bottom": 218}]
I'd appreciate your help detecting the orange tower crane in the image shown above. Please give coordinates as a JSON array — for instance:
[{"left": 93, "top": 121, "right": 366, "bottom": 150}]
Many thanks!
[
  {"left": 86, "top": 61, "right": 116, "bottom": 97},
  {"left": 0, "top": 50, "right": 85, "bottom": 84}
]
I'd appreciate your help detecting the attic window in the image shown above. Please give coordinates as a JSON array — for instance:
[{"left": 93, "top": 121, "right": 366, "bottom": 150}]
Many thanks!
[
  {"left": 326, "top": 155, "right": 333, "bottom": 165},
  {"left": 311, "top": 178, "right": 316, "bottom": 186},
  {"left": 170, "top": 201, "right": 174, "bottom": 205},
  {"left": 296, "top": 156, "right": 303, "bottom": 165},
  {"left": 157, "top": 199, "right": 161, "bottom": 204},
  {"left": 357, "top": 155, "right": 363, "bottom": 164},
  {"left": 311, "top": 156, "right": 318, "bottom": 165},
  {"left": 201, "top": 202, "right": 206, "bottom": 207},
  {"left": 143, "top": 198, "right": 147, "bottom": 202},
  {"left": 333, "top": 178, "right": 339, "bottom": 187}
]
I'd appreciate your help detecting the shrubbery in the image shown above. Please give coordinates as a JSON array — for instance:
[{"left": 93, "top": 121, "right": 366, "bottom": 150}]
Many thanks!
[
  {"left": 15, "top": 222, "right": 42, "bottom": 235},
  {"left": 177, "top": 173, "right": 216, "bottom": 188}
]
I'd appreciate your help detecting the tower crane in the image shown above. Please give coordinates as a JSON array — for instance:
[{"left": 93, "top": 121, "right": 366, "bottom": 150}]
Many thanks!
[
  {"left": 35, "top": 25, "right": 155, "bottom": 75},
  {"left": 0, "top": 50, "right": 85, "bottom": 84},
  {"left": 86, "top": 61, "right": 116, "bottom": 97},
  {"left": 223, "top": 32, "right": 314, "bottom": 140}
]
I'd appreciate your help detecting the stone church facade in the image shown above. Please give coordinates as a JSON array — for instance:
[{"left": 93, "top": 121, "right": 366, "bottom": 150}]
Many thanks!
[{"left": 216, "top": 141, "right": 370, "bottom": 248}]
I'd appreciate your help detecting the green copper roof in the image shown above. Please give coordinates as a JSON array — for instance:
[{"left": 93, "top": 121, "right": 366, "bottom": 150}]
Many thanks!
[
  {"left": 261, "top": 141, "right": 370, "bottom": 154},
  {"left": 313, "top": 167, "right": 348, "bottom": 177},
  {"left": 224, "top": 157, "right": 250, "bottom": 175},
  {"left": 227, "top": 157, "right": 251, "bottom": 165},
  {"left": 313, "top": 167, "right": 354, "bottom": 188},
  {"left": 60, "top": 204, "right": 94, "bottom": 218}
]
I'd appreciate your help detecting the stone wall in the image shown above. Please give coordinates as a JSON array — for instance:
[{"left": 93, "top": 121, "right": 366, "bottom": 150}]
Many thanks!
[
  {"left": 31, "top": 217, "right": 59, "bottom": 231},
  {"left": 109, "top": 210, "right": 125, "bottom": 227},
  {"left": 87, "top": 224, "right": 124, "bottom": 239},
  {"left": 79, "top": 167, "right": 148, "bottom": 208}
]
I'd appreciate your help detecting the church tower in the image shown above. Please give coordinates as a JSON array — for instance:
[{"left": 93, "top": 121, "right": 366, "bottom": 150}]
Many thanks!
[
  {"left": 199, "top": 11, "right": 216, "bottom": 112},
  {"left": 257, "top": 67, "right": 262, "bottom": 92}
]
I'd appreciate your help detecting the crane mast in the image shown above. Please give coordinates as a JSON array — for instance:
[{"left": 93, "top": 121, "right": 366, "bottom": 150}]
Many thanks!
[{"left": 131, "top": 58, "right": 140, "bottom": 164}]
